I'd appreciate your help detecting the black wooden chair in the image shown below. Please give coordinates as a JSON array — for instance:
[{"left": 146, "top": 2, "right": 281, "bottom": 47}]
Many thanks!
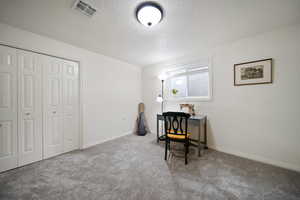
[{"left": 163, "top": 112, "right": 191, "bottom": 165}]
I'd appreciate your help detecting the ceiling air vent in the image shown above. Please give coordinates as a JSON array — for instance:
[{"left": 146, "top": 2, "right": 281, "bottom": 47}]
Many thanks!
[{"left": 73, "top": 0, "right": 97, "bottom": 17}]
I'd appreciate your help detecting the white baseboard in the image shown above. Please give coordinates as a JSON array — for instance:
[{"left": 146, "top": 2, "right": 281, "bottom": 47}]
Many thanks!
[
  {"left": 209, "top": 145, "right": 300, "bottom": 172},
  {"left": 82, "top": 131, "right": 133, "bottom": 149}
]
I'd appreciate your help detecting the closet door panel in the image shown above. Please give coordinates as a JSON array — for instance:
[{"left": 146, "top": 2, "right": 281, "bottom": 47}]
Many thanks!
[
  {"left": 63, "top": 61, "right": 79, "bottom": 152},
  {"left": 0, "top": 46, "right": 18, "bottom": 172},
  {"left": 18, "top": 50, "right": 43, "bottom": 166},
  {"left": 0, "top": 73, "right": 12, "bottom": 109},
  {"left": 0, "top": 121, "right": 13, "bottom": 157},
  {"left": 47, "top": 112, "right": 63, "bottom": 149},
  {"left": 43, "top": 57, "right": 64, "bottom": 159}
]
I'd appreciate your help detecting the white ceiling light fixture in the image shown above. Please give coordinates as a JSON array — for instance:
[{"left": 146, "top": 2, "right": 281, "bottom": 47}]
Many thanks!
[{"left": 136, "top": 2, "right": 163, "bottom": 27}]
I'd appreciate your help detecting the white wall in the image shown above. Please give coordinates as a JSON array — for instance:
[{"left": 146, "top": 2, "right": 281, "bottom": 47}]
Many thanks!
[
  {"left": 0, "top": 22, "right": 142, "bottom": 148},
  {"left": 142, "top": 23, "right": 300, "bottom": 172}
]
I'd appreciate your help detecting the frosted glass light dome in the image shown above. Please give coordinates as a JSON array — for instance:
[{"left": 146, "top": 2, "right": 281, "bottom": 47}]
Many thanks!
[{"left": 136, "top": 2, "right": 163, "bottom": 27}]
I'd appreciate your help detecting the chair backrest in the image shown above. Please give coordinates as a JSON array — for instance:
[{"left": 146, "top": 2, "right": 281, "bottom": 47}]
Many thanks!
[{"left": 163, "top": 112, "right": 191, "bottom": 137}]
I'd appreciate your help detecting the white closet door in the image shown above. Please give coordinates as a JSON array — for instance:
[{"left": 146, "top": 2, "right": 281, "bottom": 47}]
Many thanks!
[
  {"left": 17, "top": 50, "right": 43, "bottom": 166},
  {"left": 63, "top": 61, "right": 79, "bottom": 153},
  {"left": 0, "top": 46, "right": 18, "bottom": 172},
  {"left": 43, "top": 56, "right": 64, "bottom": 159}
]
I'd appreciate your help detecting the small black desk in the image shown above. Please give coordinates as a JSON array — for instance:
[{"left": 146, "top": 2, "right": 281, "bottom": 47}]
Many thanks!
[{"left": 156, "top": 114, "right": 208, "bottom": 156}]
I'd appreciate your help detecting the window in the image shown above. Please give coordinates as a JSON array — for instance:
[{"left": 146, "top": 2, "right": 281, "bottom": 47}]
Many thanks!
[
  {"left": 170, "top": 76, "right": 187, "bottom": 97},
  {"left": 165, "top": 64, "right": 211, "bottom": 101}
]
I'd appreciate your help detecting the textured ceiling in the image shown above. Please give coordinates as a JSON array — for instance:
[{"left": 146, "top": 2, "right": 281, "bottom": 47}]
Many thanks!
[{"left": 0, "top": 0, "right": 300, "bottom": 66}]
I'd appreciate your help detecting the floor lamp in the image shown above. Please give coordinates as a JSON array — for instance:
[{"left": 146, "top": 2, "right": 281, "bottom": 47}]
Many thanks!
[
  {"left": 156, "top": 74, "right": 167, "bottom": 141},
  {"left": 157, "top": 73, "right": 167, "bottom": 114}
]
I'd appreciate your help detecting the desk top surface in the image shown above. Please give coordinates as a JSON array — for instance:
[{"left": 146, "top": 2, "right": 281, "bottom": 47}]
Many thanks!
[{"left": 157, "top": 113, "right": 206, "bottom": 120}]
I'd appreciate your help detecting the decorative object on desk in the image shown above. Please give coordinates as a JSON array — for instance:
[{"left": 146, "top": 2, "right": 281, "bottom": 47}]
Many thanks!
[
  {"left": 135, "top": 103, "right": 149, "bottom": 136},
  {"left": 234, "top": 58, "right": 273, "bottom": 86},
  {"left": 180, "top": 104, "right": 195, "bottom": 116},
  {"left": 171, "top": 88, "right": 179, "bottom": 95}
]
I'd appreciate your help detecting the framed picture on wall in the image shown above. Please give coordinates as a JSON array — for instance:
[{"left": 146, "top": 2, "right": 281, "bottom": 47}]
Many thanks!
[{"left": 234, "top": 58, "right": 273, "bottom": 86}]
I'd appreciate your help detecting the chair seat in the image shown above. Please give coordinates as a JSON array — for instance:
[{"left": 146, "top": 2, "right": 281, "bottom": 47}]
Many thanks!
[
  {"left": 167, "top": 132, "right": 191, "bottom": 139},
  {"left": 169, "top": 130, "right": 191, "bottom": 134}
]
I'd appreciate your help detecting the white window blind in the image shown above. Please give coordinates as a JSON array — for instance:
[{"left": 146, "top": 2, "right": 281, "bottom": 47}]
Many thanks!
[{"left": 165, "top": 63, "right": 211, "bottom": 101}]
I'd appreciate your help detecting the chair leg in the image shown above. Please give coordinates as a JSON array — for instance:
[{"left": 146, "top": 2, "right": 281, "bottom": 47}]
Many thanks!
[
  {"left": 186, "top": 142, "right": 189, "bottom": 154},
  {"left": 165, "top": 138, "right": 168, "bottom": 161},
  {"left": 185, "top": 141, "right": 188, "bottom": 165}
]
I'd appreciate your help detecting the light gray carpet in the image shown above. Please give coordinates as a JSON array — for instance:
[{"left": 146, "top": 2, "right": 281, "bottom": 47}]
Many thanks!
[{"left": 0, "top": 134, "right": 300, "bottom": 200}]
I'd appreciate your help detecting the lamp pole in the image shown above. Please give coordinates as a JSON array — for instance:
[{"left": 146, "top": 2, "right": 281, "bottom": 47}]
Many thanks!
[
  {"left": 157, "top": 73, "right": 166, "bottom": 143},
  {"left": 161, "top": 79, "right": 164, "bottom": 114}
]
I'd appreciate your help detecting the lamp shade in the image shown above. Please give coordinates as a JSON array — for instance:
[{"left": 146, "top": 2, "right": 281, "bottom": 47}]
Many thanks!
[{"left": 156, "top": 95, "right": 163, "bottom": 103}]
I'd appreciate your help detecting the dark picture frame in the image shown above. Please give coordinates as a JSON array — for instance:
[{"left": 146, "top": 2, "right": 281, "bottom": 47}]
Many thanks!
[{"left": 234, "top": 58, "right": 273, "bottom": 86}]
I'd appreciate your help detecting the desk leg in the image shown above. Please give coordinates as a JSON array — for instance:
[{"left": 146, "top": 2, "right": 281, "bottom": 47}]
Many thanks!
[
  {"left": 198, "top": 121, "right": 201, "bottom": 157},
  {"left": 204, "top": 117, "right": 208, "bottom": 149},
  {"left": 157, "top": 118, "right": 159, "bottom": 143}
]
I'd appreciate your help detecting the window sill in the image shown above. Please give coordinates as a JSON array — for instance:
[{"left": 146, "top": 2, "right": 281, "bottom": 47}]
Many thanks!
[{"left": 165, "top": 96, "right": 212, "bottom": 102}]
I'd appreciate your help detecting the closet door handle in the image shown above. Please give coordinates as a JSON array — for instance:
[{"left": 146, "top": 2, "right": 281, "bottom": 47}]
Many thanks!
[
  {"left": 0, "top": 124, "right": 2, "bottom": 127},
  {"left": 25, "top": 113, "right": 30, "bottom": 116},
  {"left": 53, "top": 111, "right": 56, "bottom": 114}
]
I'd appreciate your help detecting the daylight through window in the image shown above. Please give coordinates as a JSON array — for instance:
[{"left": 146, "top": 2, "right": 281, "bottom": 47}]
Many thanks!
[{"left": 166, "top": 64, "right": 211, "bottom": 101}]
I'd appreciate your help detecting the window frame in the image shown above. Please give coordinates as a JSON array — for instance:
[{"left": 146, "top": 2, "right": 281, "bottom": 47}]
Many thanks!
[{"left": 164, "top": 61, "right": 213, "bottom": 102}]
